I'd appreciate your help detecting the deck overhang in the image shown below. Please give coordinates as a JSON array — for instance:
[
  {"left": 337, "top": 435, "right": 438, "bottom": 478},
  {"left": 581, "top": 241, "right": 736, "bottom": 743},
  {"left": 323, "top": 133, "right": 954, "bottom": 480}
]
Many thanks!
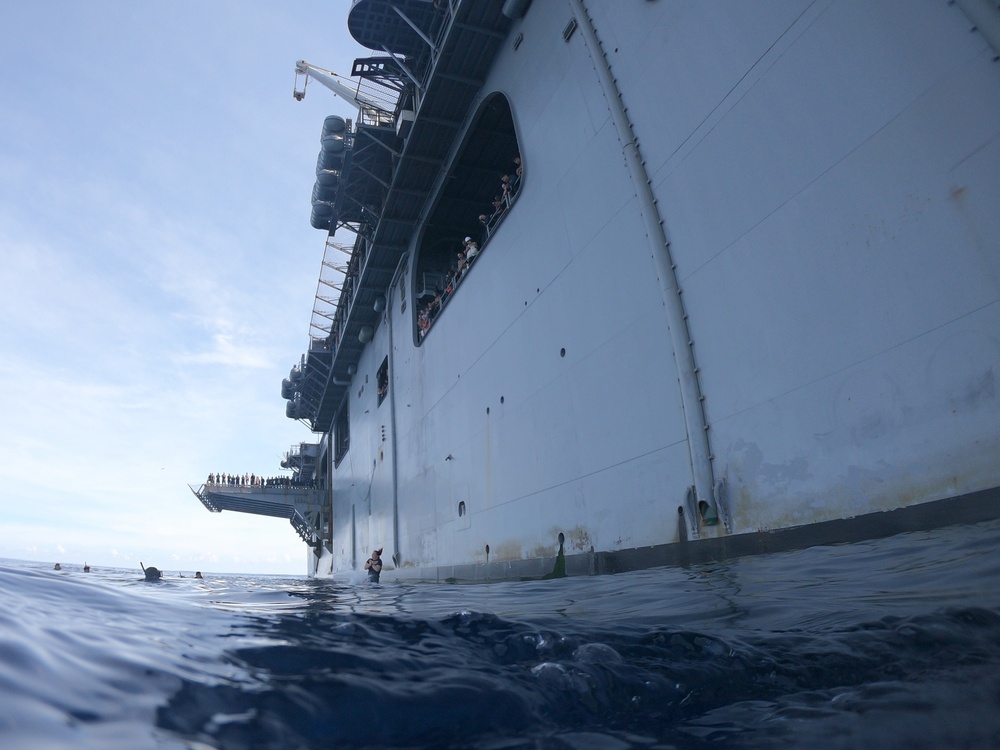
[
  {"left": 189, "top": 484, "right": 327, "bottom": 547},
  {"left": 296, "top": 0, "right": 512, "bottom": 433}
]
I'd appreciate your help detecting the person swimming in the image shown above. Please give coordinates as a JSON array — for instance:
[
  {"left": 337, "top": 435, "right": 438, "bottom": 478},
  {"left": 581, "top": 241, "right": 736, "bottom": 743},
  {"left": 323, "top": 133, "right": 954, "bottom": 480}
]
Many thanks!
[
  {"left": 53, "top": 563, "right": 61, "bottom": 571},
  {"left": 364, "top": 548, "right": 383, "bottom": 583},
  {"left": 140, "top": 562, "right": 162, "bottom": 582},
  {"left": 195, "top": 571, "right": 203, "bottom": 579},
  {"left": 83, "top": 562, "right": 90, "bottom": 572}
]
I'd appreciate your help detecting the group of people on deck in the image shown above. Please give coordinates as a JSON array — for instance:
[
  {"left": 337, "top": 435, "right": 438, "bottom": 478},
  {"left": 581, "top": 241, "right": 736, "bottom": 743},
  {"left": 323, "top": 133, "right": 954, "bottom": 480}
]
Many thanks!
[
  {"left": 417, "top": 155, "right": 522, "bottom": 340},
  {"left": 206, "top": 473, "right": 313, "bottom": 489},
  {"left": 418, "top": 235, "right": 482, "bottom": 338}
]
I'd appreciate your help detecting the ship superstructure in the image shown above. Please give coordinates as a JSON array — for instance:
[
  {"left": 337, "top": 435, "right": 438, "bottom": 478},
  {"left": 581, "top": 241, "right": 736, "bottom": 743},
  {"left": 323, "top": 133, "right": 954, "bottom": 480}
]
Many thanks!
[{"left": 196, "top": 0, "right": 1000, "bottom": 579}]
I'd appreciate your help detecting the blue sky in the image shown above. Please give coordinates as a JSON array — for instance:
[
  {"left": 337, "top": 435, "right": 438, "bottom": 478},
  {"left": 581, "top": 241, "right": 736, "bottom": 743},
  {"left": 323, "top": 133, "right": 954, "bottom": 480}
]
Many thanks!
[{"left": 0, "top": 2, "right": 367, "bottom": 575}]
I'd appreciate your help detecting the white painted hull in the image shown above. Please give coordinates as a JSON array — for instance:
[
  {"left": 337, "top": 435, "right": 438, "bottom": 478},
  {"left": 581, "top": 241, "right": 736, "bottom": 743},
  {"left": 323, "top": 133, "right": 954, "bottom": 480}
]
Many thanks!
[{"left": 297, "top": 0, "right": 1000, "bottom": 579}]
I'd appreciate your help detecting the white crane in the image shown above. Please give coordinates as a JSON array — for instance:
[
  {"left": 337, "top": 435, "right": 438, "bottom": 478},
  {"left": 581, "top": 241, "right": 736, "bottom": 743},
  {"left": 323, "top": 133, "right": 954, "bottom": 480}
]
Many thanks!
[{"left": 293, "top": 60, "right": 398, "bottom": 127}]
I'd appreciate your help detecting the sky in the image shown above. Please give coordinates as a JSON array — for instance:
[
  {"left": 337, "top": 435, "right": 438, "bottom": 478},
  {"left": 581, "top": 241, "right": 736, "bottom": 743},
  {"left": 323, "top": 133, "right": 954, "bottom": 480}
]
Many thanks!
[{"left": 0, "top": 2, "right": 368, "bottom": 575}]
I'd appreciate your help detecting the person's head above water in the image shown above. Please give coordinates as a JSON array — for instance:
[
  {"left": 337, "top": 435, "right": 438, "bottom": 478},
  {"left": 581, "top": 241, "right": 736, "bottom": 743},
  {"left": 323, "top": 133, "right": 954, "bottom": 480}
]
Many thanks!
[
  {"left": 140, "top": 562, "right": 162, "bottom": 582},
  {"left": 371, "top": 548, "right": 382, "bottom": 560}
]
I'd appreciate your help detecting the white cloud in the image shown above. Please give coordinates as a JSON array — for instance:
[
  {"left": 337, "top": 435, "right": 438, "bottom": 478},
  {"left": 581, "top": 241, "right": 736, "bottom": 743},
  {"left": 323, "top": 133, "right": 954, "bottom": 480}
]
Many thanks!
[
  {"left": 0, "top": 0, "right": 369, "bottom": 576},
  {"left": 177, "top": 332, "right": 272, "bottom": 368}
]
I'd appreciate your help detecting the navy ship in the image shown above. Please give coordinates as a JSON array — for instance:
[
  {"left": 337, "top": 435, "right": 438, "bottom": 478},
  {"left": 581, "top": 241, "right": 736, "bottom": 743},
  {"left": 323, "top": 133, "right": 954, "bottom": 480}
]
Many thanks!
[{"left": 192, "top": 0, "right": 1000, "bottom": 580}]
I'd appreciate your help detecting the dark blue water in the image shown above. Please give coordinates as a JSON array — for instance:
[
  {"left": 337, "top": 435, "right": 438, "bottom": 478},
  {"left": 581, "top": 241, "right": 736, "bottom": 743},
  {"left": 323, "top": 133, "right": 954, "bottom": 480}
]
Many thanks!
[{"left": 3, "top": 519, "right": 1000, "bottom": 749}]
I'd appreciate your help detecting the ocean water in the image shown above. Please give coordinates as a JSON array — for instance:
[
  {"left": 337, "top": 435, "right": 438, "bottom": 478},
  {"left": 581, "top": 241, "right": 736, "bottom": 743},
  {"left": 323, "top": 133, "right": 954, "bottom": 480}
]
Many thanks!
[{"left": 2, "top": 519, "right": 1000, "bottom": 750}]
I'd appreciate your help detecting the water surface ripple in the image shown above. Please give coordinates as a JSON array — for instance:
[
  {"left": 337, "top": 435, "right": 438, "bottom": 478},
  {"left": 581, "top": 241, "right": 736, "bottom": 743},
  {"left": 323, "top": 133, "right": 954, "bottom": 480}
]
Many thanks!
[{"left": 2, "top": 519, "right": 1000, "bottom": 748}]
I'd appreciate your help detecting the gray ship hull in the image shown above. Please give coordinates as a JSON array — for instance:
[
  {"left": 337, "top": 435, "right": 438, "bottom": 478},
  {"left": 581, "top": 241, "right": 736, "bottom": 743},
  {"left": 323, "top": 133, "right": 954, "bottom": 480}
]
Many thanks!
[{"left": 217, "top": 0, "right": 1000, "bottom": 580}]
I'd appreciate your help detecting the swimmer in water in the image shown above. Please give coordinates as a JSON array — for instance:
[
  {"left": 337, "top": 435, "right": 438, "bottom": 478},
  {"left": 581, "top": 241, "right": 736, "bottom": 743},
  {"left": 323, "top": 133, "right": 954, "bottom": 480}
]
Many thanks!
[
  {"left": 195, "top": 571, "right": 203, "bottom": 579},
  {"left": 140, "top": 562, "right": 162, "bottom": 582},
  {"left": 83, "top": 562, "right": 90, "bottom": 572},
  {"left": 53, "top": 563, "right": 61, "bottom": 571},
  {"left": 364, "top": 548, "right": 383, "bottom": 583}
]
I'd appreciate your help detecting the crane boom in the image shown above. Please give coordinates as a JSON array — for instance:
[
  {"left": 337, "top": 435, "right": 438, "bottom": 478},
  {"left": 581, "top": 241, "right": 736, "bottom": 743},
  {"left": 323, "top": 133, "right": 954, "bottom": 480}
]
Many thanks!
[{"left": 293, "top": 60, "right": 385, "bottom": 113}]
